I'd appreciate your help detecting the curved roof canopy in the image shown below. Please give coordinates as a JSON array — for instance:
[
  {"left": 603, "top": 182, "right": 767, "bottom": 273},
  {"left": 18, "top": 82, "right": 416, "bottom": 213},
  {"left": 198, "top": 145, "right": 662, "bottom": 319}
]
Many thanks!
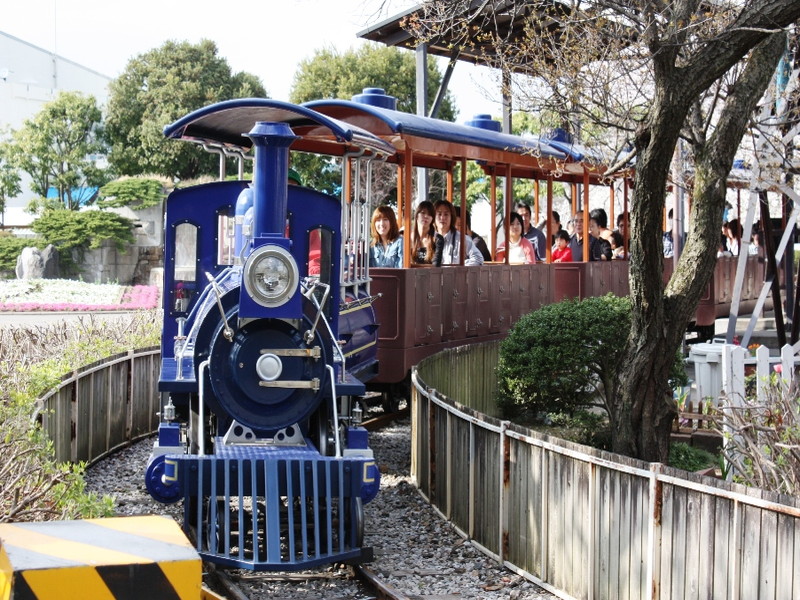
[{"left": 163, "top": 98, "right": 397, "bottom": 159}]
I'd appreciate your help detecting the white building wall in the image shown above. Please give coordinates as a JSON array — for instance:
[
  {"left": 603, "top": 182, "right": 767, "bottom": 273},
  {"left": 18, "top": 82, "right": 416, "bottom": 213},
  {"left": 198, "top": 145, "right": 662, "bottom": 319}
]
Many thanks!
[{"left": 0, "top": 31, "right": 111, "bottom": 225}]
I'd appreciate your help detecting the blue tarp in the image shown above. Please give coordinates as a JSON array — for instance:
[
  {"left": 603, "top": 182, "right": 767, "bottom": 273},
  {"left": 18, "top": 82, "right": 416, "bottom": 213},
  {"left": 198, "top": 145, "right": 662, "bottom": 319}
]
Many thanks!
[{"left": 46, "top": 187, "right": 99, "bottom": 205}]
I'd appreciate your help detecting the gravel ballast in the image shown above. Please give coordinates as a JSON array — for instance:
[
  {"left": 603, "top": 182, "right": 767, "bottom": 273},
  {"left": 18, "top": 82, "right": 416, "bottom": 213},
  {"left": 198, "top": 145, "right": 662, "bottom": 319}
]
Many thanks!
[{"left": 84, "top": 416, "right": 558, "bottom": 599}]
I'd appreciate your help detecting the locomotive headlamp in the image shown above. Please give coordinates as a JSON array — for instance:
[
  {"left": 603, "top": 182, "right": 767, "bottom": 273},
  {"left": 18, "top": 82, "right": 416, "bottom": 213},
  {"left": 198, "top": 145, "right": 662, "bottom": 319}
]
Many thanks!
[{"left": 243, "top": 244, "right": 299, "bottom": 307}]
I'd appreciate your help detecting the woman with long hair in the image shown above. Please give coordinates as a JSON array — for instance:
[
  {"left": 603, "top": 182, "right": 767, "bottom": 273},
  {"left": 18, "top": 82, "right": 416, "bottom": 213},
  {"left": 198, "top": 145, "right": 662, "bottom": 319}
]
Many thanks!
[
  {"left": 495, "top": 212, "right": 535, "bottom": 264},
  {"left": 433, "top": 200, "right": 484, "bottom": 265},
  {"left": 411, "top": 200, "right": 443, "bottom": 266},
  {"left": 369, "top": 205, "right": 403, "bottom": 268}
]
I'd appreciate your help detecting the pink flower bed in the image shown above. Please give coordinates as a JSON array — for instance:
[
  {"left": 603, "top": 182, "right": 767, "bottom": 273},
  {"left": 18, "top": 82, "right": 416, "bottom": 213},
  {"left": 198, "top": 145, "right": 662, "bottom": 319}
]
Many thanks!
[{"left": 0, "top": 285, "right": 160, "bottom": 312}]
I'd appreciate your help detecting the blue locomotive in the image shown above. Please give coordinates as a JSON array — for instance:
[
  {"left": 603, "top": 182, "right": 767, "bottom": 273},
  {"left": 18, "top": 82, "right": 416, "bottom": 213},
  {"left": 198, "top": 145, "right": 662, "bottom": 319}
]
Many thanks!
[{"left": 145, "top": 100, "right": 394, "bottom": 571}]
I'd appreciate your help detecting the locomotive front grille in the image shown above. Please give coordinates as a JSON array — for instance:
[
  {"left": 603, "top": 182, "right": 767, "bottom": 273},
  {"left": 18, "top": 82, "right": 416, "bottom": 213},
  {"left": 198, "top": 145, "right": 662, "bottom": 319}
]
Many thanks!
[{"left": 176, "top": 446, "right": 372, "bottom": 571}]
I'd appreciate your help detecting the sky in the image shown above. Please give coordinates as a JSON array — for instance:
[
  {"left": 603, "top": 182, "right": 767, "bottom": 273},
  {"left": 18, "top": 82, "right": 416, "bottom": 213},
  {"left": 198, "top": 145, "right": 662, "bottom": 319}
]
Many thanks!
[{"left": 2, "top": 0, "right": 505, "bottom": 121}]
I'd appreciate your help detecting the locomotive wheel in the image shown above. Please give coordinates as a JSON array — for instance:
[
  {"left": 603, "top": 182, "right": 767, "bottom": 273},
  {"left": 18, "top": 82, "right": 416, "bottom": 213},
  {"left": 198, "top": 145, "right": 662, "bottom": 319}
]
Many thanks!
[
  {"left": 311, "top": 399, "right": 334, "bottom": 456},
  {"left": 381, "top": 391, "right": 400, "bottom": 414},
  {"left": 346, "top": 497, "right": 365, "bottom": 548}
]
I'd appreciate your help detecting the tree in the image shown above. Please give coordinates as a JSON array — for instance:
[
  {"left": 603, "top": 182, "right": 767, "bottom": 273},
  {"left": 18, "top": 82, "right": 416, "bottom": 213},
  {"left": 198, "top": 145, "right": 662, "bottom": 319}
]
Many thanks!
[
  {"left": 6, "top": 92, "right": 106, "bottom": 211},
  {"left": 0, "top": 143, "right": 21, "bottom": 226},
  {"left": 289, "top": 44, "right": 457, "bottom": 196},
  {"left": 105, "top": 39, "right": 267, "bottom": 180},
  {"left": 412, "top": 1, "right": 800, "bottom": 462}
]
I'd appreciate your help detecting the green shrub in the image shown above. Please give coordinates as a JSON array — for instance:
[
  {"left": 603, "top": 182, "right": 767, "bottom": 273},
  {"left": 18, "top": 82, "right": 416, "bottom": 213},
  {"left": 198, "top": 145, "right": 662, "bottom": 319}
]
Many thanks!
[
  {"left": 0, "top": 233, "right": 38, "bottom": 276},
  {"left": 97, "top": 177, "right": 166, "bottom": 209},
  {"left": 497, "top": 294, "right": 685, "bottom": 422},
  {"left": 668, "top": 442, "right": 716, "bottom": 472},
  {"left": 497, "top": 294, "right": 631, "bottom": 419}
]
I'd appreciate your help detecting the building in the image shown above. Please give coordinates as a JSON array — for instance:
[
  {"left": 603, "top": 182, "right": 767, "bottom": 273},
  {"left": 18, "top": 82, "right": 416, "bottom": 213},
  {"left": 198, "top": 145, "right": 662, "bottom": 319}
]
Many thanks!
[{"left": 0, "top": 31, "right": 111, "bottom": 228}]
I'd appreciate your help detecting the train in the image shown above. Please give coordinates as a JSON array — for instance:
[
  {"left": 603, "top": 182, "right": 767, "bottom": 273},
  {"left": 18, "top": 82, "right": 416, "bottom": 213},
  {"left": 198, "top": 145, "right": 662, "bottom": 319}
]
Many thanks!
[{"left": 144, "top": 88, "right": 768, "bottom": 572}]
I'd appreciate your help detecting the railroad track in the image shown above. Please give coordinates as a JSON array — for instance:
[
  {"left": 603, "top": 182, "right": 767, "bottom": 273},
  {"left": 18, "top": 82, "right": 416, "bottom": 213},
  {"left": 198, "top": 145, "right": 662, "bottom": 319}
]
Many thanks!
[{"left": 198, "top": 407, "right": 412, "bottom": 600}]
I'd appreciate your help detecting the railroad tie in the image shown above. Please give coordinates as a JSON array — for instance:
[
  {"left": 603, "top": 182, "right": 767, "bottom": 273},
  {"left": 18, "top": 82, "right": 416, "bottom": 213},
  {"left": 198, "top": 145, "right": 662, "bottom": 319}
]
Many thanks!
[{"left": 0, "top": 515, "right": 201, "bottom": 600}]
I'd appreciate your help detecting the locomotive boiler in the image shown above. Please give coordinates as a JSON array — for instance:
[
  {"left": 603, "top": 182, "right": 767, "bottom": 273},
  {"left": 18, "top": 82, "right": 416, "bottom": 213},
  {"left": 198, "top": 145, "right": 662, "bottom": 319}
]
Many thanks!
[{"left": 144, "top": 100, "right": 394, "bottom": 571}]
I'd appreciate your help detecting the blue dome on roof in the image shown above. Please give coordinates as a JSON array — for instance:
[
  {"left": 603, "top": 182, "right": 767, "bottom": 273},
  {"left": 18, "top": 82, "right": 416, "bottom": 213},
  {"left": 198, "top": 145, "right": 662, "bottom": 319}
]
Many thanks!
[
  {"left": 545, "top": 127, "right": 574, "bottom": 143},
  {"left": 352, "top": 88, "right": 397, "bottom": 110},
  {"left": 465, "top": 114, "right": 501, "bottom": 132}
]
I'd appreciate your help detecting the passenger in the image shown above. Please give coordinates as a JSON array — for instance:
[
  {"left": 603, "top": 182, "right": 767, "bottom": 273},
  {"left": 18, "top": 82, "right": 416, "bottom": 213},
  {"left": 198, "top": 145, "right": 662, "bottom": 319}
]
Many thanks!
[
  {"left": 433, "top": 200, "right": 484, "bottom": 265},
  {"left": 455, "top": 206, "right": 492, "bottom": 262},
  {"left": 495, "top": 212, "right": 536, "bottom": 264},
  {"left": 615, "top": 212, "right": 629, "bottom": 237},
  {"left": 551, "top": 230, "right": 573, "bottom": 262},
  {"left": 569, "top": 210, "right": 602, "bottom": 262},
  {"left": 749, "top": 230, "right": 762, "bottom": 256},
  {"left": 411, "top": 201, "right": 443, "bottom": 266},
  {"left": 610, "top": 230, "right": 627, "bottom": 259},
  {"left": 369, "top": 205, "right": 403, "bottom": 268},
  {"left": 515, "top": 202, "right": 547, "bottom": 261},
  {"left": 588, "top": 216, "right": 612, "bottom": 260},
  {"left": 663, "top": 209, "right": 674, "bottom": 258},
  {"left": 723, "top": 218, "right": 742, "bottom": 255},
  {"left": 589, "top": 208, "right": 613, "bottom": 243},
  {"left": 548, "top": 210, "right": 563, "bottom": 246}
]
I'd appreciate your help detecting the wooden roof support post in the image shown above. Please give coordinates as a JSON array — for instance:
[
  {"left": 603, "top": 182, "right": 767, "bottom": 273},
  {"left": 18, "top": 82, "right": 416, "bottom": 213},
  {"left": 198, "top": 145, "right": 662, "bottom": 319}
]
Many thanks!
[
  {"left": 460, "top": 158, "right": 467, "bottom": 264},
  {"left": 533, "top": 179, "right": 540, "bottom": 224},
  {"left": 623, "top": 177, "right": 630, "bottom": 255},
  {"left": 504, "top": 168, "right": 513, "bottom": 264},
  {"left": 402, "top": 150, "right": 414, "bottom": 267},
  {"left": 582, "top": 167, "right": 590, "bottom": 262},
  {"left": 490, "top": 168, "right": 498, "bottom": 259},
  {"left": 546, "top": 177, "right": 553, "bottom": 263}
]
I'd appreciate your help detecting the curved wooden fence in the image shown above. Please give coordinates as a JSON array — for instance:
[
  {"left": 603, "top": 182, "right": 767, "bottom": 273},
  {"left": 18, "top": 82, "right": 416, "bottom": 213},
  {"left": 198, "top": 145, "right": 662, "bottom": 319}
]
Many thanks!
[
  {"left": 34, "top": 347, "right": 161, "bottom": 465},
  {"left": 412, "top": 341, "right": 800, "bottom": 600}
]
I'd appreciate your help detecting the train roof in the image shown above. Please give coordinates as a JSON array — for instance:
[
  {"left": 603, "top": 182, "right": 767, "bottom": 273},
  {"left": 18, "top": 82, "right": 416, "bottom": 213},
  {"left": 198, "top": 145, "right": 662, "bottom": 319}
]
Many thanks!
[
  {"left": 163, "top": 98, "right": 397, "bottom": 159},
  {"left": 305, "top": 91, "right": 607, "bottom": 183}
]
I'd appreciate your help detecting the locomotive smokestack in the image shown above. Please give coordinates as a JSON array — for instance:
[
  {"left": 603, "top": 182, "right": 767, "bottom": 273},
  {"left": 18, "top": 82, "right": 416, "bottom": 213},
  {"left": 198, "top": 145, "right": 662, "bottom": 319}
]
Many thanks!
[{"left": 246, "top": 122, "right": 298, "bottom": 237}]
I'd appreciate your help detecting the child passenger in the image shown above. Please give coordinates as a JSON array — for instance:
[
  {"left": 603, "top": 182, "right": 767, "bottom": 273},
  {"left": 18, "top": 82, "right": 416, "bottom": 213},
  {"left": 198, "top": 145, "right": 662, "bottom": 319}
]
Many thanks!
[
  {"left": 551, "top": 230, "right": 573, "bottom": 262},
  {"left": 369, "top": 205, "right": 403, "bottom": 268}
]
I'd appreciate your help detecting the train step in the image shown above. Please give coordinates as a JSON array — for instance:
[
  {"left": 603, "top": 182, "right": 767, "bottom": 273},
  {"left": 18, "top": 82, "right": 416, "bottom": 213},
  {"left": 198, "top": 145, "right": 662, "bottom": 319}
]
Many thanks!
[{"left": 0, "top": 515, "right": 212, "bottom": 600}]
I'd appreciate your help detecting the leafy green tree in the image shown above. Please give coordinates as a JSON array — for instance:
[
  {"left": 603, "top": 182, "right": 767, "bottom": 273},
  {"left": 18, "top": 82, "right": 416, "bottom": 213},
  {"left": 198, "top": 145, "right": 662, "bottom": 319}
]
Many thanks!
[
  {"left": 105, "top": 39, "right": 267, "bottom": 180},
  {"left": 289, "top": 44, "right": 457, "bottom": 195},
  {"left": 97, "top": 178, "right": 166, "bottom": 210},
  {"left": 0, "top": 144, "right": 21, "bottom": 226},
  {"left": 6, "top": 92, "right": 106, "bottom": 211}
]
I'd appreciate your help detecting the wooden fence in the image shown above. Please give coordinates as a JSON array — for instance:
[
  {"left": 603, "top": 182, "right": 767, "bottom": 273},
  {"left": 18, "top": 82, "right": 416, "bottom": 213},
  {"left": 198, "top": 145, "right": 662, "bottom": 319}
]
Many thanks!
[
  {"left": 34, "top": 347, "right": 161, "bottom": 465},
  {"left": 412, "top": 341, "right": 800, "bottom": 600}
]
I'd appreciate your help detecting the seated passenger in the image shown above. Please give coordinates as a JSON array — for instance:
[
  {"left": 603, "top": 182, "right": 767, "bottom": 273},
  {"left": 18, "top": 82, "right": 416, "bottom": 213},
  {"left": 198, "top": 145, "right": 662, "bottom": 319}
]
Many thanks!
[
  {"left": 455, "top": 206, "right": 492, "bottom": 262},
  {"left": 589, "top": 216, "right": 613, "bottom": 261},
  {"left": 433, "top": 200, "right": 484, "bottom": 265},
  {"left": 551, "top": 230, "right": 573, "bottom": 262},
  {"left": 610, "top": 230, "right": 627, "bottom": 259},
  {"left": 495, "top": 212, "right": 536, "bottom": 264},
  {"left": 369, "top": 205, "right": 403, "bottom": 268},
  {"left": 411, "top": 200, "right": 443, "bottom": 266}
]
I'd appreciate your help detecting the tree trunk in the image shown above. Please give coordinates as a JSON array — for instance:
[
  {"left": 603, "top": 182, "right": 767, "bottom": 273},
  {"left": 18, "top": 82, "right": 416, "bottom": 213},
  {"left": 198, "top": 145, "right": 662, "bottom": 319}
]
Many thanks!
[{"left": 612, "top": 32, "right": 788, "bottom": 462}]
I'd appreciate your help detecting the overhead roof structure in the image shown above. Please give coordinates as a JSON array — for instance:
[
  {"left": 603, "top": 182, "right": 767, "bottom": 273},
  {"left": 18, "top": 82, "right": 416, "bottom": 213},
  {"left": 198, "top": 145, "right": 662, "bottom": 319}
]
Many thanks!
[{"left": 357, "top": 1, "right": 571, "bottom": 71}]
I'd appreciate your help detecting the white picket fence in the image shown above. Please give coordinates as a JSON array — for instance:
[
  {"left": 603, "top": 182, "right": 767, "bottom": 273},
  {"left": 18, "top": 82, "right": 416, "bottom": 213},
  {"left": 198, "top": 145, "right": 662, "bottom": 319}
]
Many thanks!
[{"left": 690, "top": 341, "right": 798, "bottom": 407}]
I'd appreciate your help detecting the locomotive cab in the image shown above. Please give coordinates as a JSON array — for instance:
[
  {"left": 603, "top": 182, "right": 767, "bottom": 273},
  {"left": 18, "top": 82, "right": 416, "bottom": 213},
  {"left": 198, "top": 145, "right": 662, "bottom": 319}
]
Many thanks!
[{"left": 147, "top": 100, "right": 394, "bottom": 571}]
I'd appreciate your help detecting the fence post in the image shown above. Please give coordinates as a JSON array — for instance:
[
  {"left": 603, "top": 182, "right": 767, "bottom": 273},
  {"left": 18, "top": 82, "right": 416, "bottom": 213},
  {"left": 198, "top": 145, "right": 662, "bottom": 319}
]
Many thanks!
[
  {"left": 780, "top": 343, "right": 794, "bottom": 390},
  {"left": 755, "top": 344, "right": 771, "bottom": 402},
  {"left": 721, "top": 344, "right": 746, "bottom": 403}
]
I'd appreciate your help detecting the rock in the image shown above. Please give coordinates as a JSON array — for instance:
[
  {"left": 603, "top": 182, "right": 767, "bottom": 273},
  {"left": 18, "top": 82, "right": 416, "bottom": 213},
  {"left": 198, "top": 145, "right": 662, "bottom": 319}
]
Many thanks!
[
  {"left": 40, "top": 244, "right": 60, "bottom": 278},
  {"left": 15, "top": 247, "right": 44, "bottom": 279}
]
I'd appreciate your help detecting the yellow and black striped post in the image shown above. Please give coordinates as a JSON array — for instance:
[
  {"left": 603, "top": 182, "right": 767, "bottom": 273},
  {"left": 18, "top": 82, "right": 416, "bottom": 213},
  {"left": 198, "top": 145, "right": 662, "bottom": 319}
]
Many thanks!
[{"left": 0, "top": 516, "right": 202, "bottom": 600}]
